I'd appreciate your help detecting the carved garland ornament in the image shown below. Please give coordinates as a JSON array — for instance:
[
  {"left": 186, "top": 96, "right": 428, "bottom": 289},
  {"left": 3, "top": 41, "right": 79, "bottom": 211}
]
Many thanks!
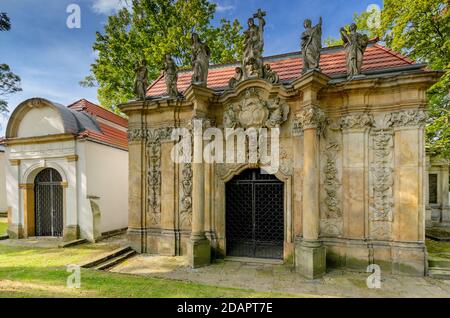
[
  {"left": 223, "top": 88, "right": 290, "bottom": 129},
  {"left": 340, "top": 113, "right": 374, "bottom": 129},
  {"left": 385, "top": 109, "right": 427, "bottom": 128},
  {"left": 146, "top": 127, "right": 173, "bottom": 226},
  {"left": 370, "top": 130, "right": 394, "bottom": 239},
  {"left": 180, "top": 163, "right": 193, "bottom": 227}
]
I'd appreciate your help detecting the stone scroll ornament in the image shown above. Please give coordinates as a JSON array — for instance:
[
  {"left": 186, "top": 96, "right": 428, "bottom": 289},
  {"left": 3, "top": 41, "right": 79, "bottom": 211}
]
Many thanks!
[
  {"left": 134, "top": 58, "right": 149, "bottom": 100},
  {"left": 301, "top": 17, "right": 322, "bottom": 74},
  {"left": 163, "top": 54, "right": 178, "bottom": 98},
  {"left": 223, "top": 88, "right": 289, "bottom": 129},
  {"left": 340, "top": 23, "right": 369, "bottom": 80},
  {"left": 191, "top": 33, "right": 211, "bottom": 87},
  {"left": 228, "top": 9, "right": 280, "bottom": 89}
]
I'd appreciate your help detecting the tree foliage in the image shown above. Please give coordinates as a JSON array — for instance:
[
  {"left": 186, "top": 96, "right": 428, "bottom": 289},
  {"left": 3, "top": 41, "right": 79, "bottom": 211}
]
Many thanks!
[
  {"left": 0, "top": 12, "right": 21, "bottom": 116},
  {"left": 82, "top": 0, "right": 244, "bottom": 111}
]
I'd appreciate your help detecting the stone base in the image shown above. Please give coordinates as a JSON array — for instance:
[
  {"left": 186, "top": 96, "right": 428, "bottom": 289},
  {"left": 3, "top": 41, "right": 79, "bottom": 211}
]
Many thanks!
[
  {"left": 158, "top": 230, "right": 178, "bottom": 256},
  {"left": 324, "top": 238, "right": 427, "bottom": 276},
  {"left": 295, "top": 241, "right": 326, "bottom": 279},
  {"left": 442, "top": 208, "right": 450, "bottom": 223},
  {"left": 63, "top": 225, "right": 79, "bottom": 242},
  {"left": 7, "top": 223, "right": 24, "bottom": 239},
  {"left": 187, "top": 238, "right": 211, "bottom": 269}
]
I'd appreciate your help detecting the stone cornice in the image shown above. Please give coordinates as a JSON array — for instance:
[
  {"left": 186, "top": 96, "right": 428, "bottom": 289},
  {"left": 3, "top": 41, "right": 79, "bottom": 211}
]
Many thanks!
[{"left": 3, "top": 134, "right": 76, "bottom": 146}]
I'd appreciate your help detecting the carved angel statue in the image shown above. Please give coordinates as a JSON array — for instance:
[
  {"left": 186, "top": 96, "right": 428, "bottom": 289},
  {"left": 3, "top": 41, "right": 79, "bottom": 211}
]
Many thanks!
[
  {"left": 134, "top": 58, "right": 149, "bottom": 100},
  {"left": 340, "top": 23, "right": 369, "bottom": 80},
  {"left": 243, "top": 9, "right": 266, "bottom": 78},
  {"left": 191, "top": 33, "right": 210, "bottom": 86},
  {"left": 266, "top": 97, "right": 290, "bottom": 128},
  {"left": 301, "top": 17, "right": 322, "bottom": 73},
  {"left": 163, "top": 54, "right": 178, "bottom": 98},
  {"left": 228, "top": 67, "right": 244, "bottom": 89}
]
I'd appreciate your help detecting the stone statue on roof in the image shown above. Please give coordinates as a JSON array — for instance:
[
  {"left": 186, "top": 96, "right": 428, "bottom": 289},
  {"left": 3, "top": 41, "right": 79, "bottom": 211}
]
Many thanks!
[
  {"left": 134, "top": 58, "right": 148, "bottom": 100},
  {"left": 228, "top": 9, "right": 280, "bottom": 89},
  {"left": 163, "top": 54, "right": 178, "bottom": 98},
  {"left": 340, "top": 23, "right": 369, "bottom": 80},
  {"left": 191, "top": 33, "right": 211, "bottom": 87},
  {"left": 243, "top": 9, "right": 266, "bottom": 79},
  {"left": 301, "top": 17, "right": 322, "bottom": 74}
]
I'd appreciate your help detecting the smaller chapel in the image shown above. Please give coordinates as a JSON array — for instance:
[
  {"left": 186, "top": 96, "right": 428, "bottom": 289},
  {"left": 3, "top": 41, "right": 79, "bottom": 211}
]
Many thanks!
[{"left": 1, "top": 98, "right": 129, "bottom": 242}]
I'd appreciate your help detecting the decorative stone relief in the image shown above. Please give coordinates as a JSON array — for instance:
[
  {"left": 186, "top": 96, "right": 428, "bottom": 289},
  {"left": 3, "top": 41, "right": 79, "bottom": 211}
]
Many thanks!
[
  {"left": 180, "top": 163, "right": 193, "bottom": 227},
  {"left": 370, "top": 130, "right": 394, "bottom": 239},
  {"left": 146, "top": 127, "right": 173, "bottom": 226},
  {"left": 320, "top": 122, "right": 343, "bottom": 237},
  {"left": 223, "top": 88, "right": 289, "bottom": 129},
  {"left": 279, "top": 150, "right": 293, "bottom": 177},
  {"left": 340, "top": 113, "right": 374, "bottom": 130},
  {"left": 294, "top": 105, "right": 327, "bottom": 136},
  {"left": 385, "top": 109, "right": 427, "bottom": 128},
  {"left": 324, "top": 139, "right": 342, "bottom": 219}
]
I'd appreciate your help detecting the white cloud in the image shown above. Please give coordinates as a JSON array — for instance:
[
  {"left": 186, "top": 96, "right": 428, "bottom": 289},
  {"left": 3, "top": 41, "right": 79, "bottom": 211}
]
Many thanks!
[
  {"left": 92, "top": 0, "right": 132, "bottom": 15},
  {"left": 215, "top": 2, "right": 235, "bottom": 13}
]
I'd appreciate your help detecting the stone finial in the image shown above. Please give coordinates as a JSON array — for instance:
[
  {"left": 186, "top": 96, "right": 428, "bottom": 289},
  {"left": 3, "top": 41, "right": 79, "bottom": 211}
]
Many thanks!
[{"left": 340, "top": 23, "right": 369, "bottom": 80}]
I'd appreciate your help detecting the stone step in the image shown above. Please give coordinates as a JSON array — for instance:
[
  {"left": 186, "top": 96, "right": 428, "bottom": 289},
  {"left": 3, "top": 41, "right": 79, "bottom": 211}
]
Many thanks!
[
  {"left": 428, "top": 256, "right": 450, "bottom": 268},
  {"left": 429, "top": 268, "right": 450, "bottom": 280},
  {"left": 59, "top": 239, "right": 87, "bottom": 248},
  {"left": 81, "top": 246, "right": 134, "bottom": 269},
  {"left": 94, "top": 250, "right": 136, "bottom": 271}
]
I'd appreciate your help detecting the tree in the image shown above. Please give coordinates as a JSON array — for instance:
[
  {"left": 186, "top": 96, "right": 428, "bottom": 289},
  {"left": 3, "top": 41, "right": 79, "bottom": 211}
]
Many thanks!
[
  {"left": 324, "top": 1, "right": 449, "bottom": 158},
  {"left": 0, "top": 12, "right": 22, "bottom": 116},
  {"left": 82, "top": 0, "right": 244, "bottom": 112}
]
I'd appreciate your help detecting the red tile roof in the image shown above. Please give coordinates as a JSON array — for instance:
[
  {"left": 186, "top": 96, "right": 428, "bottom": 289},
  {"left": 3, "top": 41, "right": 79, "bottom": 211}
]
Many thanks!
[
  {"left": 68, "top": 99, "right": 128, "bottom": 150},
  {"left": 147, "top": 43, "right": 417, "bottom": 97},
  {"left": 68, "top": 99, "right": 128, "bottom": 128}
]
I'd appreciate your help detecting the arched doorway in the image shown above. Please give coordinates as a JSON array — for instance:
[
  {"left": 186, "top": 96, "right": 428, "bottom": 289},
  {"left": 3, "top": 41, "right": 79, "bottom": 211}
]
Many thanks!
[
  {"left": 34, "top": 168, "right": 63, "bottom": 237},
  {"left": 225, "top": 169, "right": 284, "bottom": 259}
]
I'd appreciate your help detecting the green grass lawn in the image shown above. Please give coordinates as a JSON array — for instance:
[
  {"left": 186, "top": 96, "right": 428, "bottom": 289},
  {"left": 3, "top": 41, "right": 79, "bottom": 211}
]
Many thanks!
[
  {"left": 0, "top": 218, "right": 7, "bottom": 235},
  {"left": 426, "top": 239, "right": 450, "bottom": 258},
  {"left": 0, "top": 242, "right": 296, "bottom": 298}
]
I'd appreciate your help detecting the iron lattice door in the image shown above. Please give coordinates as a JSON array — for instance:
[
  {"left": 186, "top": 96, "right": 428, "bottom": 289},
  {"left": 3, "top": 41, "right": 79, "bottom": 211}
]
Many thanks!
[
  {"left": 226, "top": 169, "right": 284, "bottom": 259},
  {"left": 34, "top": 168, "right": 63, "bottom": 237}
]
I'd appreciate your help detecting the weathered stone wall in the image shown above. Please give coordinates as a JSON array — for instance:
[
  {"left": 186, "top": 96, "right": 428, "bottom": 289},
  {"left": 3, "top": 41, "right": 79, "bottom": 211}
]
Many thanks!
[{"left": 121, "top": 71, "right": 439, "bottom": 276}]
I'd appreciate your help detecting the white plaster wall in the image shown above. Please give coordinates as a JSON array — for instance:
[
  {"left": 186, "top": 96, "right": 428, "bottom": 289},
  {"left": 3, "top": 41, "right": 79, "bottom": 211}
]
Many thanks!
[
  {"left": 85, "top": 141, "right": 128, "bottom": 234},
  {"left": 17, "top": 107, "right": 64, "bottom": 138},
  {"left": 75, "top": 141, "right": 94, "bottom": 241},
  {"left": 0, "top": 151, "right": 7, "bottom": 213}
]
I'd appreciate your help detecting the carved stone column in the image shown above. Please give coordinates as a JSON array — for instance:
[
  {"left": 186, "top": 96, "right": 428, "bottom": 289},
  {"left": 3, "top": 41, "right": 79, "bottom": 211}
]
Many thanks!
[
  {"left": 295, "top": 105, "right": 327, "bottom": 279},
  {"left": 185, "top": 85, "right": 214, "bottom": 268},
  {"left": 292, "top": 71, "right": 329, "bottom": 279}
]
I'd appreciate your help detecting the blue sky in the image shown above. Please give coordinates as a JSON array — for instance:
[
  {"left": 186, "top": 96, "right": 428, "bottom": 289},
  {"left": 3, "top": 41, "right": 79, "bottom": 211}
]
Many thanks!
[{"left": 0, "top": 0, "right": 383, "bottom": 135}]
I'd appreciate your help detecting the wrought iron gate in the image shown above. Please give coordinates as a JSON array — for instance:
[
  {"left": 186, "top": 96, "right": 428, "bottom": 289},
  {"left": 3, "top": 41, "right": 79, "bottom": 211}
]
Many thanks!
[
  {"left": 34, "top": 168, "right": 63, "bottom": 237},
  {"left": 226, "top": 169, "right": 284, "bottom": 259}
]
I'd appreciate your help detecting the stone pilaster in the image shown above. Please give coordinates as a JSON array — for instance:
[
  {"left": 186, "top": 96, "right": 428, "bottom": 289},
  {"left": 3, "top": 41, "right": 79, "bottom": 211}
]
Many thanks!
[
  {"left": 292, "top": 71, "right": 330, "bottom": 279},
  {"left": 185, "top": 85, "right": 215, "bottom": 268}
]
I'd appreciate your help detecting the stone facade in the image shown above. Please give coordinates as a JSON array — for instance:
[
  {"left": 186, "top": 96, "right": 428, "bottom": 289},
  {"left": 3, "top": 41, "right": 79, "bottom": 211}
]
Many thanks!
[{"left": 120, "top": 65, "right": 440, "bottom": 277}]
